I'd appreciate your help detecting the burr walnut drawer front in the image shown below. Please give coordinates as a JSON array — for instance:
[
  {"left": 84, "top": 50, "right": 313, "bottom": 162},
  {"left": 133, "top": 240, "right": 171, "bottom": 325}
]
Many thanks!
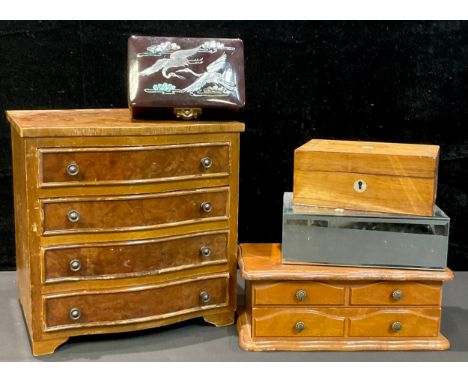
[
  {"left": 349, "top": 281, "right": 442, "bottom": 306},
  {"left": 41, "top": 188, "right": 229, "bottom": 235},
  {"left": 43, "top": 231, "right": 228, "bottom": 283},
  {"left": 253, "top": 281, "right": 345, "bottom": 306},
  {"left": 252, "top": 307, "right": 345, "bottom": 337},
  {"left": 44, "top": 274, "right": 229, "bottom": 331},
  {"left": 348, "top": 308, "right": 441, "bottom": 337},
  {"left": 39, "top": 143, "right": 230, "bottom": 186}
]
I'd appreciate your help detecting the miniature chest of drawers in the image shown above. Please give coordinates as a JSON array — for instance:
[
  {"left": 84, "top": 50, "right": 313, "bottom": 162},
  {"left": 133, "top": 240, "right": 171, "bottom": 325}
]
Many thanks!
[
  {"left": 237, "top": 243, "right": 453, "bottom": 351},
  {"left": 7, "top": 109, "right": 244, "bottom": 356}
]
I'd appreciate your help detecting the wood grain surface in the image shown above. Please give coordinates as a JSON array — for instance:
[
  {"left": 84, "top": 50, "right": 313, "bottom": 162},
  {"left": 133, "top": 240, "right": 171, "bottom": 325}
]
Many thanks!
[
  {"left": 6, "top": 109, "right": 245, "bottom": 137},
  {"left": 237, "top": 309, "right": 450, "bottom": 351},
  {"left": 293, "top": 169, "right": 436, "bottom": 216},
  {"left": 293, "top": 139, "right": 439, "bottom": 216},
  {"left": 238, "top": 243, "right": 454, "bottom": 281},
  {"left": 295, "top": 139, "right": 439, "bottom": 177},
  {"left": 44, "top": 231, "right": 228, "bottom": 283},
  {"left": 40, "top": 142, "right": 230, "bottom": 186},
  {"left": 253, "top": 281, "right": 345, "bottom": 306},
  {"left": 10, "top": 109, "right": 242, "bottom": 355},
  {"left": 44, "top": 273, "right": 229, "bottom": 331},
  {"left": 349, "top": 281, "right": 441, "bottom": 306},
  {"left": 42, "top": 188, "right": 229, "bottom": 235},
  {"left": 253, "top": 307, "right": 346, "bottom": 337},
  {"left": 237, "top": 243, "right": 452, "bottom": 352}
]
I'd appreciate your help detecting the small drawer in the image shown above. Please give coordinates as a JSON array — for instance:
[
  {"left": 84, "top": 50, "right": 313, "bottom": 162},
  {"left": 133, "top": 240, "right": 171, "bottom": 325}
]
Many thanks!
[
  {"left": 350, "top": 281, "right": 442, "bottom": 306},
  {"left": 39, "top": 143, "right": 230, "bottom": 186},
  {"left": 43, "top": 231, "right": 228, "bottom": 283},
  {"left": 42, "top": 188, "right": 229, "bottom": 235},
  {"left": 252, "top": 307, "right": 345, "bottom": 337},
  {"left": 349, "top": 308, "right": 440, "bottom": 337},
  {"left": 44, "top": 274, "right": 229, "bottom": 330},
  {"left": 253, "top": 281, "right": 345, "bottom": 306}
]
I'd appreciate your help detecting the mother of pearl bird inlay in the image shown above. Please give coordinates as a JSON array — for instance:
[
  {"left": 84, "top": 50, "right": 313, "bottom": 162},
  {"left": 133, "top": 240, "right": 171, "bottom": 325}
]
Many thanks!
[{"left": 140, "top": 40, "right": 236, "bottom": 96}]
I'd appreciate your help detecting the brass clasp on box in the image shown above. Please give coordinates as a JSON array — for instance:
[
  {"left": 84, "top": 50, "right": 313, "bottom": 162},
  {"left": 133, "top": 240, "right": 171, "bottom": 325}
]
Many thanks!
[{"left": 173, "top": 108, "right": 202, "bottom": 120}]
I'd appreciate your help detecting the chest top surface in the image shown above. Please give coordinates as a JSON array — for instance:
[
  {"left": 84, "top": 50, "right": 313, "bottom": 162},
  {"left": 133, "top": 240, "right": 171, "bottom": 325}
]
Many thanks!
[
  {"left": 295, "top": 139, "right": 439, "bottom": 178},
  {"left": 238, "top": 243, "right": 454, "bottom": 282},
  {"left": 6, "top": 108, "right": 245, "bottom": 138}
]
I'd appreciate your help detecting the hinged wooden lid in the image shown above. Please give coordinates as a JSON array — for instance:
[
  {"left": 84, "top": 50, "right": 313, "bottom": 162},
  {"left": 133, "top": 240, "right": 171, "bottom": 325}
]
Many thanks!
[{"left": 295, "top": 139, "right": 439, "bottom": 178}]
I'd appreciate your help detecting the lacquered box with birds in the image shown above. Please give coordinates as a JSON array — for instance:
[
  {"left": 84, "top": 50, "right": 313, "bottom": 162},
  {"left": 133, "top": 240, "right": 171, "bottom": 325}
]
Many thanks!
[{"left": 128, "top": 36, "right": 245, "bottom": 119}]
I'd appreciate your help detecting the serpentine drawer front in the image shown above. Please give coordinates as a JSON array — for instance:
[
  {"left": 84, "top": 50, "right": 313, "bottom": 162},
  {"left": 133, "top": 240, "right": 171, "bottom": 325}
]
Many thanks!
[
  {"left": 252, "top": 308, "right": 346, "bottom": 337},
  {"left": 8, "top": 109, "right": 243, "bottom": 355},
  {"left": 40, "top": 143, "right": 230, "bottom": 186},
  {"left": 237, "top": 244, "right": 453, "bottom": 351},
  {"left": 253, "top": 281, "right": 345, "bottom": 306},
  {"left": 43, "top": 231, "right": 228, "bottom": 283},
  {"left": 348, "top": 308, "right": 440, "bottom": 337},
  {"left": 42, "top": 188, "right": 229, "bottom": 235},
  {"left": 44, "top": 274, "right": 229, "bottom": 330},
  {"left": 349, "top": 281, "right": 442, "bottom": 306}
]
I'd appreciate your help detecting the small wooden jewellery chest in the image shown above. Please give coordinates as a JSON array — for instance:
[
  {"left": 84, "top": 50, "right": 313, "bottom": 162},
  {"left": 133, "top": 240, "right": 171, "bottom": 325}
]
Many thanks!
[
  {"left": 293, "top": 139, "right": 440, "bottom": 216},
  {"left": 237, "top": 243, "right": 453, "bottom": 351},
  {"left": 8, "top": 109, "right": 244, "bottom": 355}
]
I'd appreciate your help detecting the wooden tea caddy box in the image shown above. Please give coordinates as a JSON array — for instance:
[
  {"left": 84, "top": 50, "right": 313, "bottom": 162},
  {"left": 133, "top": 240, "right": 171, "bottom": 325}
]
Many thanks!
[
  {"left": 8, "top": 109, "right": 244, "bottom": 356},
  {"left": 294, "top": 139, "right": 440, "bottom": 216},
  {"left": 237, "top": 243, "right": 453, "bottom": 351}
]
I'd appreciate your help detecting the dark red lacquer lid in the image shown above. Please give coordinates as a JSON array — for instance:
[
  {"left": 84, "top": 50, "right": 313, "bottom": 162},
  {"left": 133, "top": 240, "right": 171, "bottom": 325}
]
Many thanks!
[{"left": 128, "top": 36, "right": 245, "bottom": 119}]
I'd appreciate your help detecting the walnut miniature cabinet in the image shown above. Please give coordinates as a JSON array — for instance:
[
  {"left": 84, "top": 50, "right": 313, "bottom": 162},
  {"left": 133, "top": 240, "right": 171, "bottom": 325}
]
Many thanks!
[
  {"left": 8, "top": 109, "right": 244, "bottom": 356},
  {"left": 237, "top": 243, "right": 453, "bottom": 351}
]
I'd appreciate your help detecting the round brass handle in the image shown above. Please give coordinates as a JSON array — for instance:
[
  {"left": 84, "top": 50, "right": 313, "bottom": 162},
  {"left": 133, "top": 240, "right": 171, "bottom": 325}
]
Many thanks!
[
  {"left": 391, "top": 321, "right": 402, "bottom": 332},
  {"left": 201, "top": 157, "right": 212, "bottom": 169},
  {"left": 70, "top": 308, "right": 81, "bottom": 320},
  {"left": 69, "top": 259, "right": 81, "bottom": 272},
  {"left": 200, "top": 291, "right": 211, "bottom": 303},
  {"left": 295, "top": 321, "right": 306, "bottom": 331},
  {"left": 201, "top": 202, "right": 212, "bottom": 213},
  {"left": 200, "top": 246, "right": 212, "bottom": 257},
  {"left": 295, "top": 289, "right": 307, "bottom": 302},
  {"left": 392, "top": 289, "right": 403, "bottom": 301},
  {"left": 68, "top": 210, "right": 80, "bottom": 223},
  {"left": 67, "top": 163, "right": 80, "bottom": 176}
]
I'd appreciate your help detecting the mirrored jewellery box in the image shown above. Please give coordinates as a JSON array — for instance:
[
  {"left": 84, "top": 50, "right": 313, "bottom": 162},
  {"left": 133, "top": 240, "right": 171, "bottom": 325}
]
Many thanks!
[{"left": 128, "top": 36, "right": 245, "bottom": 119}]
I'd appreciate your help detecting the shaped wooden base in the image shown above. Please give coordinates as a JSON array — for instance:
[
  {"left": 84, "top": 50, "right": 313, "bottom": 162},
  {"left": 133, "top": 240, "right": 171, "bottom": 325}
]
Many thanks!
[
  {"left": 237, "top": 309, "right": 450, "bottom": 351},
  {"left": 31, "top": 337, "right": 69, "bottom": 357},
  {"left": 203, "top": 310, "right": 235, "bottom": 327}
]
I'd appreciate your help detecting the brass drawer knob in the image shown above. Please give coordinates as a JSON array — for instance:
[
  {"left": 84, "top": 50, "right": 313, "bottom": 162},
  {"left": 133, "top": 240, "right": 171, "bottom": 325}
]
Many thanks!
[
  {"left": 295, "top": 289, "right": 307, "bottom": 302},
  {"left": 69, "top": 259, "right": 81, "bottom": 272},
  {"left": 67, "top": 210, "right": 80, "bottom": 223},
  {"left": 200, "top": 246, "right": 212, "bottom": 257},
  {"left": 70, "top": 308, "right": 81, "bottom": 320},
  {"left": 201, "top": 157, "right": 212, "bottom": 169},
  {"left": 67, "top": 163, "right": 80, "bottom": 176},
  {"left": 391, "top": 321, "right": 402, "bottom": 332},
  {"left": 68, "top": 210, "right": 80, "bottom": 223},
  {"left": 201, "top": 201, "right": 212, "bottom": 213},
  {"left": 392, "top": 289, "right": 403, "bottom": 301},
  {"left": 200, "top": 291, "right": 211, "bottom": 303},
  {"left": 295, "top": 321, "right": 306, "bottom": 331}
]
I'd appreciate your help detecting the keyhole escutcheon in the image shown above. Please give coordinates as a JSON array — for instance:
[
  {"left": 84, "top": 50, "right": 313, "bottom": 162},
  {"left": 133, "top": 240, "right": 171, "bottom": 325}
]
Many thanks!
[{"left": 353, "top": 179, "right": 367, "bottom": 193}]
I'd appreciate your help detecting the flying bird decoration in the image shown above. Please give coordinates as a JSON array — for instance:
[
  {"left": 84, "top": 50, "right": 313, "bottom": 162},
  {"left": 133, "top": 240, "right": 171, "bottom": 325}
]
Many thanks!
[
  {"left": 177, "top": 53, "right": 235, "bottom": 95},
  {"left": 140, "top": 45, "right": 204, "bottom": 79}
]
